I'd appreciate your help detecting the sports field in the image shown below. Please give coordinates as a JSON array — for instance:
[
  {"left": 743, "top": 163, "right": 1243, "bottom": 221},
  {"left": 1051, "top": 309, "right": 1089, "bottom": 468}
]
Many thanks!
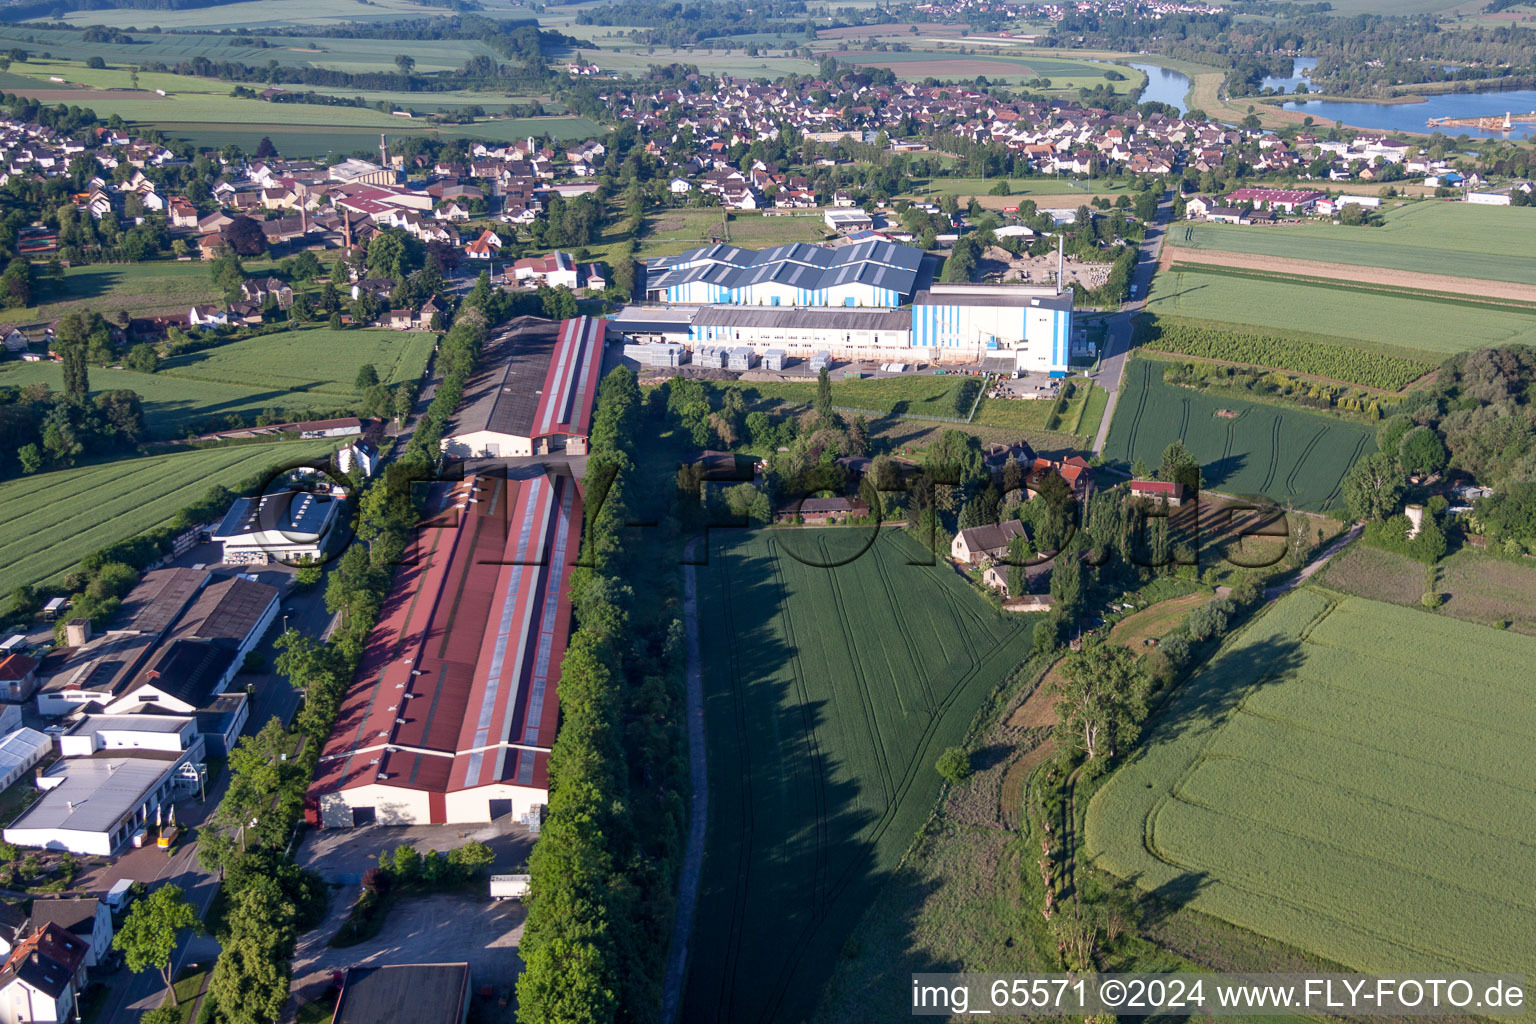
[
  {"left": 1145, "top": 263, "right": 1536, "bottom": 361},
  {"left": 1086, "top": 587, "right": 1536, "bottom": 978},
  {"left": 1102, "top": 358, "right": 1376, "bottom": 510},
  {"left": 688, "top": 528, "right": 1035, "bottom": 1024},
  {"left": 0, "top": 439, "right": 339, "bottom": 594},
  {"left": 1168, "top": 202, "right": 1536, "bottom": 285},
  {"left": 0, "top": 328, "right": 430, "bottom": 436}
]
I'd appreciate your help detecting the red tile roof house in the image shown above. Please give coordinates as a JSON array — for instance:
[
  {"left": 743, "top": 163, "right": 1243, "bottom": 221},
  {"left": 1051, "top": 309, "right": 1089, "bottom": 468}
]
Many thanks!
[
  {"left": 1026, "top": 456, "right": 1095, "bottom": 500},
  {"left": 463, "top": 229, "right": 502, "bottom": 260},
  {"left": 0, "top": 923, "right": 89, "bottom": 1024},
  {"left": 1129, "top": 479, "right": 1188, "bottom": 506}
]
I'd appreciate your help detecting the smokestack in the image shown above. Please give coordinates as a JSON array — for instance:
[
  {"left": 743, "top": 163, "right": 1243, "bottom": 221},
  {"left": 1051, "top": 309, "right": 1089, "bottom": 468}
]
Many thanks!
[
  {"left": 379, "top": 132, "right": 388, "bottom": 168},
  {"left": 1056, "top": 233, "right": 1064, "bottom": 296}
]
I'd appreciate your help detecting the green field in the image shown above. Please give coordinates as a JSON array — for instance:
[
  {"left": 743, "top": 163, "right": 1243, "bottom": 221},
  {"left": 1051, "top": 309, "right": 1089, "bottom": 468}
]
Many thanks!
[
  {"left": 0, "top": 440, "right": 339, "bottom": 594},
  {"left": 38, "top": 0, "right": 466, "bottom": 29},
  {"left": 1103, "top": 358, "right": 1376, "bottom": 510},
  {"left": 0, "top": 328, "right": 431, "bottom": 436},
  {"left": 1145, "top": 264, "right": 1536, "bottom": 360},
  {"left": 1086, "top": 587, "right": 1536, "bottom": 979},
  {"left": 0, "top": 58, "right": 600, "bottom": 157},
  {"left": 12, "top": 261, "right": 227, "bottom": 327},
  {"left": 688, "top": 528, "right": 1035, "bottom": 1023},
  {"left": 1168, "top": 202, "right": 1536, "bottom": 285}
]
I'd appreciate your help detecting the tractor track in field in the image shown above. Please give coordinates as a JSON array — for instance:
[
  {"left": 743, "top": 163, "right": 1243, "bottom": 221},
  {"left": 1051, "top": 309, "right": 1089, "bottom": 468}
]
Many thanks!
[
  {"left": 1259, "top": 415, "right": 1282, "bottom": 494},
  {"left": 1284, "top": 424, "right": 1330, "bottom": 499},
  {"left": 1323, "top": 433, "right": 1371, "bottom": 509}
]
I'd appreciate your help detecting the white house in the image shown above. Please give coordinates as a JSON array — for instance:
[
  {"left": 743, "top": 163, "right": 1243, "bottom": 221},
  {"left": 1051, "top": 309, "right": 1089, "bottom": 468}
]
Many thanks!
[
  {"left": 26, "top": 900, "right": 112, "bottom": 969},
  {"left": 0, "top": 923, "right": 88, "bottom": 1024},
  {"left": 951, "top": 520, "right": 1030, "bottom": 564},
  {"left": 669, "top": 177, "right": 692, "bottom": 194}
]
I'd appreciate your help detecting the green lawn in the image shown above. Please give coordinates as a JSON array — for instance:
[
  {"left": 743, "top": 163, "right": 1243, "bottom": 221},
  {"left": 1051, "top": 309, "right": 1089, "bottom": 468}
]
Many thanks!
[
  {"left": 1102, "top": 358, "right": 1377, "bottom": 511},
  {"left": 0, "top": 440, "right": 338, "bottom": 594},
  {"left": 0, "top": 328, "right": 431, "bottom": 437},
  {"left": 1168, "top": 202, "right": 1536, "bottom": 285},
  {"left": 1146, "top": 263, "right": 1536, "bottom": 360},
  {"left": 730, "top": 374, "right": 969, "bottom": 419},
  {"left": 724, "top": 213, "right": 829, "bottom": 248},
  {"left": 1087, "top": 587, "right": 1536, "bottom": 980},
  {"left": 688, "top": 528, "right": 1035, "bottom": 1024}
]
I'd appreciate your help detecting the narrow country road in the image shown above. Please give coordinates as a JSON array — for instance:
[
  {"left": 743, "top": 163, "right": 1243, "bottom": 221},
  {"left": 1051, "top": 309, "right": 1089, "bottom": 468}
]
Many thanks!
[
  {"left": 1090, "top": 190, "right": 1175, "bottom": 455},
  {"left": 1267, "top": 525, "right": 1363, "bottom": 599},
  {"left": 661, "top": 537, "right": 709, "bottom": 1024}
]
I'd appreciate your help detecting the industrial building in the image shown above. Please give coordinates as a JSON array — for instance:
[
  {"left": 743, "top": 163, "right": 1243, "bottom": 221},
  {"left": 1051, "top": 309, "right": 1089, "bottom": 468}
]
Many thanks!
[
  {"left": 612, "top": 289, "right": 1075, "bottom": 374},
  {"left": 211, "top": 490, "right": 343, "bottom": 566},
  {"left": 624, "top": 240, "right": 1076, "bottom": 373},
  {"left": 439, "top": 316, "right": 606, "bottom": 459},
  {"left": 645, "top": 239, "right": 922, "bottom": 308},
  {"left": 308, "top": 470, "right": 580, "bottom": 827}
]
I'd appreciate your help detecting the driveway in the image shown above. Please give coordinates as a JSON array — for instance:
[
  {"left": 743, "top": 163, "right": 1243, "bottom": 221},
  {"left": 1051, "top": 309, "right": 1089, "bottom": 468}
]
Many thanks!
[{"left": 296, "top": 819, "right": 534, "bottom": 884}]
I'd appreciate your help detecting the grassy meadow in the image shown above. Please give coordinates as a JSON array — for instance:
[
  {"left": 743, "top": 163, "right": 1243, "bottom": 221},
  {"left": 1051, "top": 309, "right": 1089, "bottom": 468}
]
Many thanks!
[
  {"left": 0, "top": 328, "right": 431, "bottom": 436},
  {"left": 8, "top": 261, "right": 227, "bottom": 327},
  {"left": 1168, "top": 202, "right": 1536, "bottom": 285},
  {"left": 688, "top": 528, "right": 1034, "bottom": 1024},
  {"left": 1102, "top": 358, "right": 1377, "bottom": 511},
  {"left": 1086, "top": 587, "right": 1536, "bottom": 979},
  {"left": 1146, "top": 263, "right": 1536, "bottom": 361},
  {"left": 0, "top": 439, "right": 338, "bottom": 594}
]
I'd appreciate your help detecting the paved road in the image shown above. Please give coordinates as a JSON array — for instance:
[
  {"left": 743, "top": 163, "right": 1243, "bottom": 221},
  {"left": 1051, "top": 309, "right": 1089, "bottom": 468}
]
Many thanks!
[
  {"left": 660, "top": 538, "right": 708, "bottom": 1024},
  {"left": 1090, "top": 191, "right": 1175, "bottom": 455}
]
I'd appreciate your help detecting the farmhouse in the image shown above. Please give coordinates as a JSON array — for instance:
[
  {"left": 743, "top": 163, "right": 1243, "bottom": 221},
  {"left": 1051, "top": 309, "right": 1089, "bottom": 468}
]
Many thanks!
[
  {"left": 773, "top": 496, "right": 871, "bottom": 524},
  {"left": 439, "top": 316, "right": 605, "bottom": 459},
  {"left": 1130, "top": 479, "right": 1187, "bottom": 506},
  {"left": 307, "top": 472, "right": 580, "bottom": 827},
  {"left": 1221, "top": 187, "right": 1322, "bottom": 213},
  {"left": 1028, "top": 456, "right": 1095, "bottom": 500},
  {"left": 952, "top": 519, "right": 1030, "bottom": 564},
  {"left": 508, "top": 251, "right": 580, "bottom": 290}
]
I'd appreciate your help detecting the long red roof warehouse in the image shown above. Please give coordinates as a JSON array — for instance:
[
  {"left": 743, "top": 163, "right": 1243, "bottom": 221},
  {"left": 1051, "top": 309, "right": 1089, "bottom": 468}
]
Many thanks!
[{"left": 307, "top": 469, "right": 583, "bottom": 825}]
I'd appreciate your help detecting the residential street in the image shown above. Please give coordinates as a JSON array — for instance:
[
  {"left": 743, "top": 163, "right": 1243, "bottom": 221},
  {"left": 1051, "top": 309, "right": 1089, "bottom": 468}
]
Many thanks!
[{"left": 1091, "top": 190, "right": 1174, "bottom": 455}]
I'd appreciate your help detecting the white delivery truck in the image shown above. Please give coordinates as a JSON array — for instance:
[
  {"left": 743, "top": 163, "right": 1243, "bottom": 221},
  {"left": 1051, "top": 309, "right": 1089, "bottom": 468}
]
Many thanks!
[
  {"left": 104, "top": 878, "right": 135, "bottom": 910},
  {"left": 489, "top": 874, "right": 531, "bottom": 900}
]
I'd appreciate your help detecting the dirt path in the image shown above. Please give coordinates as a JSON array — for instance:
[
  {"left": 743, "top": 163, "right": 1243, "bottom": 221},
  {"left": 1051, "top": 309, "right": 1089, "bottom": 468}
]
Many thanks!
[
  {"left": 661, "top": 537, "right": 709, "bottom": 1024},
  {"left": 1267, "top": 524, "right": 1361, "bottom": 599},
  {"left": 1170, "top": 251, "right": 1536, "bottom": 305}
]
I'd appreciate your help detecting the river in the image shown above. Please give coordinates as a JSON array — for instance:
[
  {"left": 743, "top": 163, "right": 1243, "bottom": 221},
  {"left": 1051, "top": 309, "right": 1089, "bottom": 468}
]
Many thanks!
[
  {"left": 1282, "top": 89, "right": 1536, "bottom": 139},
  {"left": 1128, "top": 62, "right": 1191, "bottom": 115}
]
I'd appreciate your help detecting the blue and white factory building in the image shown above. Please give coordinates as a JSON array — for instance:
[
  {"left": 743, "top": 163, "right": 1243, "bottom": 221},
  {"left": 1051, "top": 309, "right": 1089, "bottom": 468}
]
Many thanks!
[{"left": 634, "top": 240, "right": 1076, "bottom": 374}]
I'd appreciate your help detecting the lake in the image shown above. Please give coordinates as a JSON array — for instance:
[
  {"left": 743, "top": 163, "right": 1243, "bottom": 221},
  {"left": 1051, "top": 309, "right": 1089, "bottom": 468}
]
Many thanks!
[
  {"left": 1282, "top": 88, "right": 1536, "bottom": 139},
  {"left": 1262, "top": 57, "right": 1317, "bottom": 94},
  {"left": 1129, "top": 62, "right": 1191, "bottom": 115}
]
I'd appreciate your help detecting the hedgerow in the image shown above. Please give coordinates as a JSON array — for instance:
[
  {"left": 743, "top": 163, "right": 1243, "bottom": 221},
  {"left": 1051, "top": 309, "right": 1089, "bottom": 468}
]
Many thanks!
[{"left": 1139, "top": 317, "right": 1431, "bottom": 391}]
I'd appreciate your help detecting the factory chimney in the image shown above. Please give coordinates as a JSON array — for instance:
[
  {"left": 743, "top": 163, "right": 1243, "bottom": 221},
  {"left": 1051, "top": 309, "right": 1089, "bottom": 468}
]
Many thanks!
[{"left": 1056, "top": 233, "right": 1064, "bottom": 295}]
